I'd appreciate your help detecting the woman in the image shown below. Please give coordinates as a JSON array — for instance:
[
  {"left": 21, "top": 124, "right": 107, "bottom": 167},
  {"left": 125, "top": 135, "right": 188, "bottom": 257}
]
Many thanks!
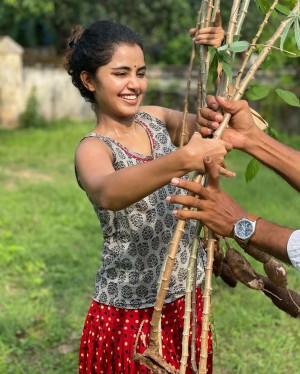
[{"left": 64, "top": 19, "right": 229, "bottom": 373}]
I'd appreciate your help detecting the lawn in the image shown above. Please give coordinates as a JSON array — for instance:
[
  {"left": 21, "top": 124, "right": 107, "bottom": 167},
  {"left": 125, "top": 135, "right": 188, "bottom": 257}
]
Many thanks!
[{"left": 0, "top": 120, "right": 299, "bottom": 373}]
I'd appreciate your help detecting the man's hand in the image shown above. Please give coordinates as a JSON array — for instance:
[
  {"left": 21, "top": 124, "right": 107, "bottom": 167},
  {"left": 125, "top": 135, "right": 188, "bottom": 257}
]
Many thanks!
[
  {"left": 166, "top": 157, "right": 247, "bottom": 237},
  {"left": 198, "top": 96, "right": 261, "bottom": 150}
]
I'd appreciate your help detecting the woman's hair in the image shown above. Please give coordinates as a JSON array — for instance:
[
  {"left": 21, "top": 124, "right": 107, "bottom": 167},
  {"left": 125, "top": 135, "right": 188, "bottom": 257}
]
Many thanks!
[{"left": 64, "top": 20, "right": 144, "bottom": 106}]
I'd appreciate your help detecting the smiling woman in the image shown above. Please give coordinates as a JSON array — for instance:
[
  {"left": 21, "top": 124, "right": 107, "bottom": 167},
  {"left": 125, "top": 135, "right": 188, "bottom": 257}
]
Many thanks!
[
  {"left": 63, "top": 19, "right": 230, "bottom": 374},
  {"left": 80, "top": 44, "right": 147, "bottom": 124}
]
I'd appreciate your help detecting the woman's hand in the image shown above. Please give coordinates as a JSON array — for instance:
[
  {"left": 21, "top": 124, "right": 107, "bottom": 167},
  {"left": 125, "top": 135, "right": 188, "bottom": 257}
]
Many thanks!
[
  {"left": 189, "top": 11, "right": 225, "bottom": 48},
  {"left": 183, "top": 132, "right": 234, "bottom": 176}
]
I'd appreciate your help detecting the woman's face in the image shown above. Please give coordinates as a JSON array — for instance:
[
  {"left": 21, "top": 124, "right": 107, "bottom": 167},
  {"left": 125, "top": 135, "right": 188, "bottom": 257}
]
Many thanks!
[{"left": 91, "top": 43, "right": 147, "bottom": 119}]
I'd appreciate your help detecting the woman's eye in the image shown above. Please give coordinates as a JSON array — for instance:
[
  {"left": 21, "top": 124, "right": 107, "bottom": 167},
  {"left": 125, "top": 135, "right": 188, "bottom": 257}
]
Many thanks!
[
  {"left": 138, "top": 72, "right": 146, "bottom": 78},
  {"left": 115, "top": 72, "right": 127, "bottom": 76}
]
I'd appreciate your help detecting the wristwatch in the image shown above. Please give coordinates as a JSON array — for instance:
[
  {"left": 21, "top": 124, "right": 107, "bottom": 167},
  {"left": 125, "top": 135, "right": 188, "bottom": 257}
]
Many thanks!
[{"left": 233, "top": 215, "right": 260, "bottom": 244}]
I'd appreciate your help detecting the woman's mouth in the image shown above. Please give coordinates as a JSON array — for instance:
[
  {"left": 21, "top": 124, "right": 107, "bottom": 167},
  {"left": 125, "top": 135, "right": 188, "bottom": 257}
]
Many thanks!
[{"left": 120, "top": 94, "right": 138, "bottom": 100}]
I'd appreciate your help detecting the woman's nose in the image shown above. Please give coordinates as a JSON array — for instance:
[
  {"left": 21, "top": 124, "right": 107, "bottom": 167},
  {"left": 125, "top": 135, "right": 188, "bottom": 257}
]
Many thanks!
[{"left": 127, "top": 75, "right": 140, "bottom": 89}]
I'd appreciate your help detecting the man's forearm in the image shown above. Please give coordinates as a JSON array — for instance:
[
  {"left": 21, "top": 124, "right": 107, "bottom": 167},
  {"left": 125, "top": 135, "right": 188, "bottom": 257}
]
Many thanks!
[
  {"left": 244, "top": 129, "right": 300, "bottom": 192},
  {"left": 248, "top": 219, "right": 294, "bottom": 265}
]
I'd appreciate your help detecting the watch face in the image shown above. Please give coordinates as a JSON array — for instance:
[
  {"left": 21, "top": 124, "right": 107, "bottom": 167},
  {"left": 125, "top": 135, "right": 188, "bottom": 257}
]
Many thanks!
[{"left": 235, "top": 219, "right": 254, "bottom": 240}]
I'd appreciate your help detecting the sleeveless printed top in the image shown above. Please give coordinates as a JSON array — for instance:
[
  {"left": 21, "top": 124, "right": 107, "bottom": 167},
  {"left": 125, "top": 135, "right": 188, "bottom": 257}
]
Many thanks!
[{"left": 76, "top": 111, "right": 206, "bottom": 309}]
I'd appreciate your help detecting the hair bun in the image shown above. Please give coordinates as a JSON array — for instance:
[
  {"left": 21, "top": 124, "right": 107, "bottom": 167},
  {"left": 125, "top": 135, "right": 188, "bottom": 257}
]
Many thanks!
[{"left": 68, "top": 25, "right": 84, "bottom": 49}]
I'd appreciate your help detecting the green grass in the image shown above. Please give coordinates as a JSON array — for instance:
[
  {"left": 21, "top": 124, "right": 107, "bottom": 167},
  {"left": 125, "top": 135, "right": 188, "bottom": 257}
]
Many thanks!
[
  {"left": 0, "top": 121, "right": 100, "bottom": 373},
  {"left": 0, "top": 121, "right": 299, "bottom": 373}
]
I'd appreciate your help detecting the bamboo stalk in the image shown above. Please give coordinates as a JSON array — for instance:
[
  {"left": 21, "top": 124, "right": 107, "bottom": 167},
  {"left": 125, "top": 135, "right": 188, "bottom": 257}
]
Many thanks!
[
  {"left": 192, "top": 2, "right": 219, "bottom": 371},
  {"left": 211, "top": 0, "right": 220, "bottom": 21},
  {"left": 205, "top": 0, "right": 214, "bottom": 28},
  {"left": 179, "top": 3, "right": 205, "bottom": 148},
  {"left": 233, "top": 0, "right": 279, "bottom": 96},
  {"left": 197, "top": 0, "right": 210, "bottom": 110},
  {"left": 179, "top": 168, "right": 208, "bottom": 374},
  {"left": 191, "top": 259, "right": 198, "bottom": 373},
  {"left": 205, "top": 1, "right": 220, "bottom": 95},
  {"left": 179, "top": 221, "right": 203, "bottom": 373},
  {"left": 235, "top": 0, "right": 251, "bottom": 36},
  {"left": 229, "top": 0, "right": 251, "bottom": 96},
  {"left": 217, "top": 0, "right": 241, "bottom": 98},
  {"left": 198, "top": 233, "right": 215, "bottom": 373},
  {"left": 227, "top": 0, "right": 241, "bottom": 43},
  {"left": 181, "top": 3, "right": 224, "bottom": 368}
]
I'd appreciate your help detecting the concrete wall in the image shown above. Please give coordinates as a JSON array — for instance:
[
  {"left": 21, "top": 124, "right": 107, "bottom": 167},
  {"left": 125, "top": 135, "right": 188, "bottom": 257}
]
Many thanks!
[
  {"left": 0, "top": 36, "right": 95, "bottom": 129},
  {"left": 0, "top": 36, "right": 24, "bottom": 128},
  {"left": 22, "top": 67, "right": 93, "bottom": 122}
]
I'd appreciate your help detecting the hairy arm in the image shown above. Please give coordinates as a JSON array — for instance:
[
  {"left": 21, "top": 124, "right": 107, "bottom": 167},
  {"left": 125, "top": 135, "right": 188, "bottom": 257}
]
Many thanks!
[
  {"left": 247, "top": 219, "right": 293, "bottom": 264},
  {"left": 242, "top": 127, "right": 300, "bottom": 192}
]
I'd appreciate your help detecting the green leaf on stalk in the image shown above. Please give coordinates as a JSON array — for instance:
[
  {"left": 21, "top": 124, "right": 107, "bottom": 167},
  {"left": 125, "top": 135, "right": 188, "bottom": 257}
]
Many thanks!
[
  {"left": 280, "top": 18, "right": 294, "bottom": 51},
  {"left": 221, "top": 62, "right": 233, "bottom": 82},
  {"left": 245, "top": 158, "right": 260, "bottom": 182},
  {"left": 278, "top": 0, "right": 298, "bottom": 11},
  {"left": 208, "top": 46, "right": 217, "bottom": 59},
  {"left": 216, "top": 50, "right": 232, "bottom": 82},
  {"left": 217, "top": 50, "right": 231, "bottom": 64},
  {"left": 209, "top": 52, "right": 219, "bottom": 84},
  {"left": 255, "top": 0, "right": 270, "bottom": 14},
  {"left": 294, "top": 18, "right": 300, "bottom": 50},
  {"left": 276, "top": 5, "right": 293, "bottom": 16},
  {"left": 217, "top": 44, "right": 228, "bottom": 52},
  {"left": 260, "top": 54, "right": 273, "bottom": 69},
  {"left": 246, "top": 84, "right": 270, "bottom": 101},
  {"left": 228, "top": 41, "right": 250, "bottom": 53},
  {"left": 275, "top": 88, "right": 300, "bottom": 107}
]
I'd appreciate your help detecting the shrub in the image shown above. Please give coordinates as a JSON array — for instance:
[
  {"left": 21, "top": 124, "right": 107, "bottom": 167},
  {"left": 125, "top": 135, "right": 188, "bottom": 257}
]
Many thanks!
[{"left": 19, "top": 87, "right": 47, "bottom": 128}]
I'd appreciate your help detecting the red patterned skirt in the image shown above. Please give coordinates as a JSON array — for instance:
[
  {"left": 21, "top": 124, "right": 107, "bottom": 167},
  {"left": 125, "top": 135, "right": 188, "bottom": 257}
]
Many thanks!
[{"left": 79, "top": 287, "right": 212, "bottom": 373}]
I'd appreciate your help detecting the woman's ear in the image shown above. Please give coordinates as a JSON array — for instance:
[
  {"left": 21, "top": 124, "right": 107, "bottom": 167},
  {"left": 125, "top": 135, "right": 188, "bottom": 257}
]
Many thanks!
[{"left": 80, "top": 71, "right": 95, "bottom": 92}]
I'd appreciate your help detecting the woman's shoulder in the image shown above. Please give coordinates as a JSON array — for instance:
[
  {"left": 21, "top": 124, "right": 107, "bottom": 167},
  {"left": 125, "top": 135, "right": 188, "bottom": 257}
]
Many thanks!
[
  {"left": 138, "top": 105, "right": 168, "bottom": 124},
  {"left": 75, "top": 133, "right": 114, "bottom": 161}
]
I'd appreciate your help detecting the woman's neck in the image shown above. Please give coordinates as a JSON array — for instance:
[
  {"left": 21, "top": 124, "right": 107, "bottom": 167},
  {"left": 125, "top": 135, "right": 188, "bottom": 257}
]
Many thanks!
[{"left": 94, "top": 113, "right": 136, "bottom": 137}]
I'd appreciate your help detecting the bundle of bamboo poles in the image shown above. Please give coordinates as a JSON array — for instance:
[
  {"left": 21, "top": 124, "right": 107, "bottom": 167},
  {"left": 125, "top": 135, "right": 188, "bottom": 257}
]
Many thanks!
[{"left": 133, "top": 1, "right": 300, "bottom": 373}]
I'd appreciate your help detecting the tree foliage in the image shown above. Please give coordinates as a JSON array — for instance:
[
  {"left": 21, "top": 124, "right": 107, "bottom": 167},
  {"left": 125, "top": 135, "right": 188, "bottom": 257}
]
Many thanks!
[
  {"left": 0, "top": 0, "right": 263, "bottom": 63},
  {"left": 0, "top": 0, "right": 299, "bottom": 70}
]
